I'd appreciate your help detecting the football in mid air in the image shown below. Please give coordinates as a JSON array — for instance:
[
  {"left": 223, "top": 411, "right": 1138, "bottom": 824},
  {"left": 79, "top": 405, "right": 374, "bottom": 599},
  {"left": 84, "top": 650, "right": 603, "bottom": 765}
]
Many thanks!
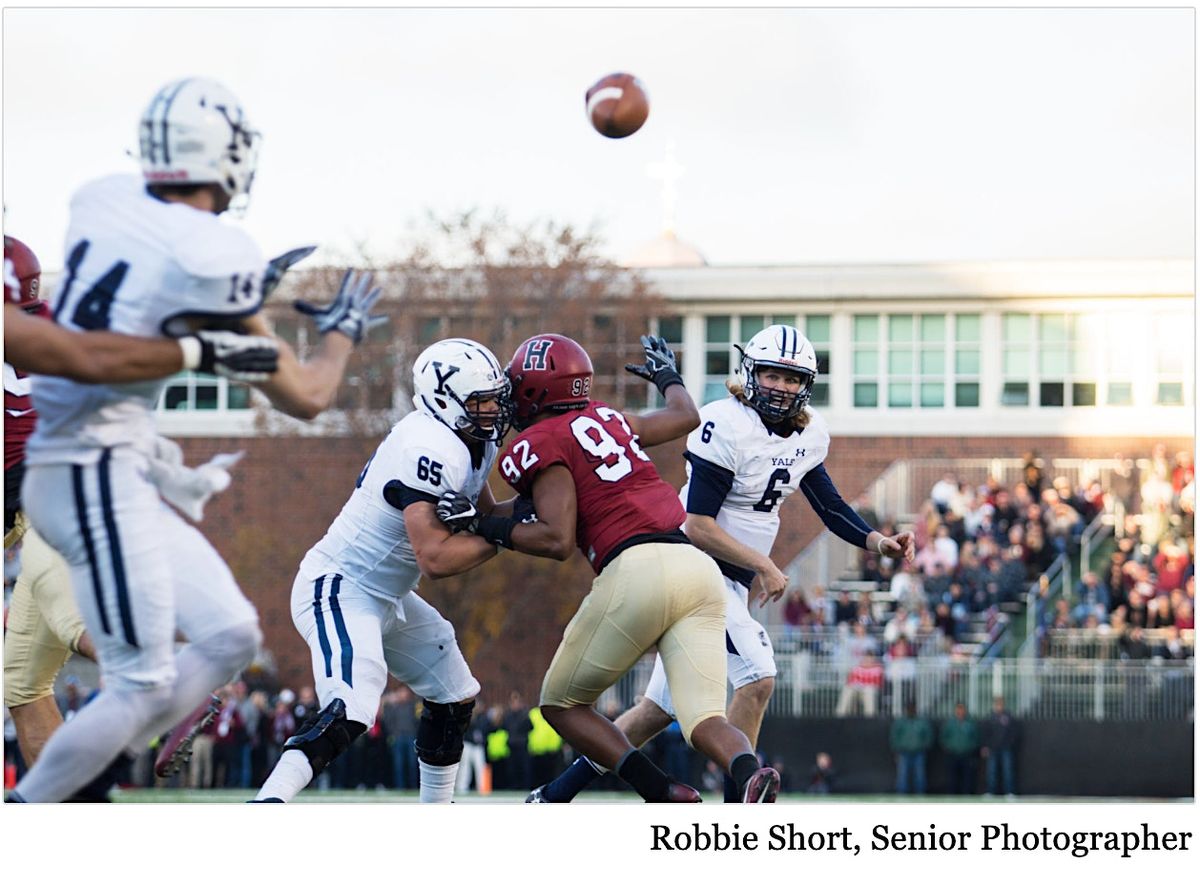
[{"left": 585, "top": 73, "right": 649, "bottom": 139}]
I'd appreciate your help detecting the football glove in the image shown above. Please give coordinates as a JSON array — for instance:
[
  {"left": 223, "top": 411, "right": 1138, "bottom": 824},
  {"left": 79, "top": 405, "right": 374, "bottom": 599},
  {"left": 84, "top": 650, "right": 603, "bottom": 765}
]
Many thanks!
[
  {"left": 437, "top": 490, "right": 481, "bottom": 534},
  {"left": 186, "top": 331, "right": 280, "bottom": 383},
  {"left": 294, "top": 270, "right": 389, "bottom": 344},
  {"left": 262, "top": 245, "right": 317, "bottom": 301},
  {"left": 624, "top": 334, "right": 685, "bottom": 395}
]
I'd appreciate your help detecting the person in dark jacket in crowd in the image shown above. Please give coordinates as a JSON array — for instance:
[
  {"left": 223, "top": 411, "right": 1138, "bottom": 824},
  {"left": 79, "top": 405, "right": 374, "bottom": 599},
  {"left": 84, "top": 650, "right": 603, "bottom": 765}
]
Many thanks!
[
  {"left": 939, "top": 701, "right": 979, "bottom": 794},
  {"left": 889, "top": 700, "right": 933, "bottom": 794},
  {"left": 981, "top": 695, "right": 1019, "bottom": 795}
]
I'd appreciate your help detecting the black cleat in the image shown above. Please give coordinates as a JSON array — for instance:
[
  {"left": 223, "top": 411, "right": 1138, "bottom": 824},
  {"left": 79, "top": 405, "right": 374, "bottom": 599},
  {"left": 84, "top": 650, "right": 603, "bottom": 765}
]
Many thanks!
[
  {"left": 665, "top": 781, "right": 703, "bottom": 803},
  {"left": 525, "top": 786, "right": 549, "bottom": 803},
  {"left": 247, "top": 797, "right": 285, "bottom": 803},
  {"left": 155, "top": 693, "right": 222, "bottom": 779}
]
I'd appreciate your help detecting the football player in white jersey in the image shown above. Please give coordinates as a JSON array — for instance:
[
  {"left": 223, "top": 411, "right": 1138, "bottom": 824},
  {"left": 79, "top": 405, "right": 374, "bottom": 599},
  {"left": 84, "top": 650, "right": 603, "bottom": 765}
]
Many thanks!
[
  {"left": 8, "top": 78, "right": 384, "bottom": 803},
  {"left": 252, "top": 338, "right": 512, "bottom": 804},
  {"left": 530, "top": 324, "right": 915, "bottom": 802}
]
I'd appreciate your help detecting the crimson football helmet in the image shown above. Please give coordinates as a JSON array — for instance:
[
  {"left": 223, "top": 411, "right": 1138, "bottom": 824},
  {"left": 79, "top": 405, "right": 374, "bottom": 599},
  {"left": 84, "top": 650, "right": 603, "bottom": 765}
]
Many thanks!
[
  {"left": 507, "top": 333, "right": 594, "bottom": 428},
  {"left": 3, "top": 236, "right": 41, "bottom": 309}
]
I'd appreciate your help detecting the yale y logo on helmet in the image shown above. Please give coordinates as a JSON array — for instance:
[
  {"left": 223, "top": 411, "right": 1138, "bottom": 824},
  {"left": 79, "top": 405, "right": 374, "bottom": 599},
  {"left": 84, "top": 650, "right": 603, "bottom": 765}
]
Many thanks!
[
  {"left": 737, "top": 324, "right": 818, "bottom": 422},
  {"left": 412, "top": 339, "right": 514, "bottom": 442},
  {"left": 138, "top": 77, "right": 261, "bottom": 212}
]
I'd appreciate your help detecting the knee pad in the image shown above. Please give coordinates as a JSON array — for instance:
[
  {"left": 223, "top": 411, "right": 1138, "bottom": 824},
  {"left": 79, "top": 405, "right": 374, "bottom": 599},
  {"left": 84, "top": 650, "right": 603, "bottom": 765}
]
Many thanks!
[
  {"left": 282, "top": 698, "right": 365, "bottom": 776},
  {"left": 416, "top": 699, "right": 474, "bottom": 767}
]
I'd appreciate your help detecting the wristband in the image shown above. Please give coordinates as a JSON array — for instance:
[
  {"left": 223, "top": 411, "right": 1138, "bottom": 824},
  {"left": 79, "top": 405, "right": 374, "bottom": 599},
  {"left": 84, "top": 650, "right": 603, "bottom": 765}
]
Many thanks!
[
  {"left": 875, "top": 535, "right": 888, "bottom": 554},
  {"left": 178, "top": 335, "right": 202, "bottom": 371},
  {"left": 476, "top": 515, "right": 516, "bottom": 550},
  {"left": 652, "top": 368, "right": 685, "bottom": 396}
]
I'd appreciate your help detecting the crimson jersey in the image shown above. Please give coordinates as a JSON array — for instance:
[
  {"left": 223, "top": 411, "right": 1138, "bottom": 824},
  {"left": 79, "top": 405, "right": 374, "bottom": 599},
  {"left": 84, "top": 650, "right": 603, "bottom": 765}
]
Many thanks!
[
  {"left": 4, "top": 301, "right": 49, "bottom": 472},
  {"left": 499, "top": 400, "right": 685, "bottom": 573}
]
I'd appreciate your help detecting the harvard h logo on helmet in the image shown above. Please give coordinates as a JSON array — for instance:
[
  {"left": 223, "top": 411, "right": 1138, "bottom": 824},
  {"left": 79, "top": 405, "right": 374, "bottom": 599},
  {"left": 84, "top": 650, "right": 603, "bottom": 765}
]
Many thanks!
[
  {"left": 507, "top": 334, "right": 593, "bottom": 429},
  {"left": 138, "top": 77, "right": 261, "bottom": 211},
  {"left": 737, "top": 324, "right": 818, "bottom": 422},
  {"left": 412, "top": 338, "right": 514, "bottom": 442}
]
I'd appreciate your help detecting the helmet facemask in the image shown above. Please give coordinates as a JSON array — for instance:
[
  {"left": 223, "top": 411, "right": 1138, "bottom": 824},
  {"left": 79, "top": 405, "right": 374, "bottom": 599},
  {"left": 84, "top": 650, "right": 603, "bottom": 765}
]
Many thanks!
[
  {"left": 738, "top": 346, "right": 816, "bottom": 423},
  {"left": 452, "top": 382, "right": 515, "bottom": 443}
]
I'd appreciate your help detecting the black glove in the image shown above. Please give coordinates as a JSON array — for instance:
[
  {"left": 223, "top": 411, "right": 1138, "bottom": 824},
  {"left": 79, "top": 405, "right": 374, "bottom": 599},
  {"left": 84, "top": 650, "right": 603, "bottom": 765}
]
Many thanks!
[
  {"left": 624, "top": 334, "right": 684, "bottom": 396},
  {"left": 190, "top": 331, "right": 280, "bottom": 382},
  {"left": 437, "top": 490, "right": 481, "bottom": 534},
  {"left": 294, "top": 270, "right": 389, "bottom": 344},
  {"left": 262, "top": 245, "right": 317, "bottom": 301},
  {"left": 435, "top": 490, "right": 516, "bottom": 549}
]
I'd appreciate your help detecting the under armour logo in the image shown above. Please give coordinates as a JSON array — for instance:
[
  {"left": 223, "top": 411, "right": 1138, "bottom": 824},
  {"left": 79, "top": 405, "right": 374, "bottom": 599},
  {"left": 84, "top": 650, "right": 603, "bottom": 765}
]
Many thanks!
[
  {"left": 796, "top": 448, "right": 806, "bottom": 457},
  {"left": 430, "top": 361, "right": 460, "bottom": 395},
  {"left": 523, "top": 338, "right": 553, "bottom": 370}
]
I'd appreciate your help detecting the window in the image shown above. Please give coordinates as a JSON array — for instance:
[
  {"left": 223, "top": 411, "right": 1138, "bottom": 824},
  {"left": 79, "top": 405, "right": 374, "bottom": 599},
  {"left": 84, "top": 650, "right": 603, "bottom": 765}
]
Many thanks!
[
  {"left": 157, "top": 374, "right": 252, "bottom": 413},
  {"left": 1005, "top": 312, "right": 1131, "bottom": 408},
  {"left": 648, "top": 315, "right": 685, "bottom": 405},
  {"left": 1153, "top": 310, "right": 1190, "bottom": 406},
  {"left": 806, "top": 315, "right": 831, "bottom": 407},
  {"left": 854, "top": 313, "right": 978, "bottom": 408}
]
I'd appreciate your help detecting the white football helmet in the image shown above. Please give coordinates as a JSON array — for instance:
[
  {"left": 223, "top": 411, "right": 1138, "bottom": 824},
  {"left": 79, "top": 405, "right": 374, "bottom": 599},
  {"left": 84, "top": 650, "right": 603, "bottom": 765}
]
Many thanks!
[
  {"left": 737, "top": 324, "right": 818, "bottom": 421},
  {"left": 138, "top": 77, "right": 261, "bottom": 211},
  {"left": 412, "top": 338, "right": 514, "bottom": 442}
]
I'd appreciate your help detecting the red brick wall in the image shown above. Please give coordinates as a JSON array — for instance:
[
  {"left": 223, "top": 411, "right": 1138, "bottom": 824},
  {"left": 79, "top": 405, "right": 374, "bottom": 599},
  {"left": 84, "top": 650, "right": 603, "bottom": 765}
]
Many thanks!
[{"left": 178, "top": 433, "right": 1191, "bottom": 704}]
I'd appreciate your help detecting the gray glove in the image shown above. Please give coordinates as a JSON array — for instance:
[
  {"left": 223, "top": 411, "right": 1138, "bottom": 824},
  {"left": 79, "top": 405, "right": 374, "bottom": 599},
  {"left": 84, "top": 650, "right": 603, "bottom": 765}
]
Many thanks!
[
  {"left": 437, "top": 490, "right": 480, "bottom": 534},
  {"left": 294, "top": 270, "right": 388, "bottom": 344},
  {"left": 189, "top": 331, "right": 280, "bottom": 382},
  {"left": 262, "top": 245, "right": 317, "bottom": 301},
  {"left": 624, "top": 334, "right": 684, "bottom": 395}
]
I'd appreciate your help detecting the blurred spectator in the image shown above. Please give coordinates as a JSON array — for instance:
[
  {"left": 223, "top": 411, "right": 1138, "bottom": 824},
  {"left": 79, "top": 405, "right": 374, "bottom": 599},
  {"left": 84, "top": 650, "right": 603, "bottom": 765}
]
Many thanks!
[
  {"left": 982, "top": 696, "right": 1019, "bottom": 796},
  {"left": 835, "top": 653, "right": 883, "bottom": 718},
  {"left": 1072, "top": 572, "right": 1110, "bottom": 625},
  {"left": 456, "top": 698, "right": 489, "bottom": 793},
  {"left": 212, "top": 686, "right": 247, "bottom": 788},
  {"left": 939, "top": 702, "right": 979, "bottom": 795},
  {"left": 382, "top": 685, "right": 418, "bottom": 790},
  {"left": 528, "top": 705, "right": 565, "bottom": 788},
  {"left": 1021, "top": 452, "right": 1044, "bottom": 497},
  {"left": 806, "top": 752, "right": 837, "bottom": 794},
  {"left": 930, "top": 473, "right": 959, "bottom": 515},
  {"left": 885, "top": 635, "right": 917, "bottom": 710},
  {"left": 503, "top": 691, "right": 533, "bottom": 791},
  {"left": 833, "top": 591, "right": 857, "bottom": 626},
  {"left": 1153, "top": 541, "right": 1189, "bottom": 594},
  {"left": 889, "top": 700, "right": 933, "bottom": 795}
]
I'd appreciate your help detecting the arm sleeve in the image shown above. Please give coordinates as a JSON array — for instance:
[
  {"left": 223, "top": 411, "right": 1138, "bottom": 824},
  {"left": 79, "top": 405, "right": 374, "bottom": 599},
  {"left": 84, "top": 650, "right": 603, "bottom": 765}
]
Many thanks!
[
  {"left": 389, "top": 443, "right": 471, "bottom": 506},
  {"left": 683, "top": 452, "right": 735, "bottom": 518},
  {"left": 799, "top": 463, "right": 874, "bottom": 549}
]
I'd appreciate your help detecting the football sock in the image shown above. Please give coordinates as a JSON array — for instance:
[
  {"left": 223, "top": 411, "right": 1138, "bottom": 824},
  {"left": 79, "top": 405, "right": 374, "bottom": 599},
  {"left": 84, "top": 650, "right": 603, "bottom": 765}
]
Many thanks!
[
  {"left": 12, "top": 685, "right": 170, "bottom": 803},
  {"left": 418, "top": 760, "right": 459, "bottom": 803},
  {"left": 543, "top": 755, "right": 605, "bottom": 802},
  {"left": 723, "top": 774, "right": 740, "bottom": 803},
  {"left": 615, "top": 749, "right": 673, "bottom": 802},
  {"left": 729, "top": 751, "right": 761, "bottom": 798},
  {"left": 254, "top": 750, "right": 313, "bottom": 802}
]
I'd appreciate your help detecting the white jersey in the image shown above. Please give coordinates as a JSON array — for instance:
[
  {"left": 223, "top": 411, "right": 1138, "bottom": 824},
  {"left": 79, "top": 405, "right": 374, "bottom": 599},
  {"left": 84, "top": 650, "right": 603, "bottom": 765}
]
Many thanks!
[
  {"left": 680, "top": 396, "right": 831, "bottom": 581},
  {"left": 299, "top": 410, "right": 499, "bottom": 606},
  {"left": 26, "top": 175, "right": 264, "bottom": 465}
]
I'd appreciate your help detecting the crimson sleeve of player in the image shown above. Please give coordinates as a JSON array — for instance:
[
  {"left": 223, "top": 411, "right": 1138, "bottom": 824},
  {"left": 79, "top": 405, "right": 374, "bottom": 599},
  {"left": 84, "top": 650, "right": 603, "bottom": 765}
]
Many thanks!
[{"left": 499, "top": 426, "right": 569, "bottom": 498}]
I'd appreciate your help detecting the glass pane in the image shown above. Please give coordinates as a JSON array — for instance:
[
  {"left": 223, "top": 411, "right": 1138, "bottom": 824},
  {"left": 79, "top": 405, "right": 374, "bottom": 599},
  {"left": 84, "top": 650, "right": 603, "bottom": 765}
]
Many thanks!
[
  {"left": 955, "top": 348, "right": 980, "bottom": 375},
  {"left": 228, "top": 383, "right": 251, "bottom": 410},
  {"left": 809, "top": 383, "right": 829, "bottom": 407},
  {"left": 806, "top": 314, "right": 831, "bottom": 343},
  {"left": 1039, "top": 382, "right": 1065, "bottom": 407},
  {"left": 195, "top": 383, "right": 219, "bottom": 410},
  {"left": 888, "top": 315, "right": 914, "bottom": 343},
  {"left": 706, "top": 315, "right": 731, "bottom": 343},
  {"left": 853, "top": 315, "right": 878, "bottom": 343},
  {"left": 955, "top": 314, "right": 981, "bottom": 343},
  {"left": 1107, "top": 382, "right": 1133, "bottom": 406},
  {"left": 1157, "top": 382, "right": 1184, "bottom": 405},
  {"left": 1001, "top": 382, "right": 1030, "bottom": 406},
  {"left": 853, "top": 349, "right": 878, "bottom": 375},
  {"left": 815, "top": 350, "right": 831, "bottom": 375},
  {"left": 920, "top": 348, "right": 944, "bottom": 376},
  {"left": 853, "top": 382, "right": 878, "bottom": 407},
  {"left": 1157, "top": 348, "right": 1185, "bottom": 374},
  {"left": 1072, "top": 383, "right": 1096, "bottom": 407},
  {"left": 705, "top": 350, "right": 730, "bottom": 375},
  {"left": 955, "top": 382, "right": 980, "bottom": 407},
  {"left": 703, "top": 381, "right": 727, "bottom": 404},
  {"left": 417, "top": 316, "right": 442, "bottom": 344},
  {"left": 1003, "top": 347, "right": 1030, "bottom": 377},
  {"left": 919, "top": 314, "right": 945, "bottom": 342},
  {"left": 771, "top": 314, "right": 797, "bottom": 329},
  {"left": 888, "top": 349, "right": 914, "bottom": 374},
  {"left": 1039, "top": 347, "right": 1069, "bottom": 376},
  {"left": 658, "top": 316, "right": 683, "bottom": 343},
  {"left": 163, "top": 384, "right": 190, "bottom": 410},
  {"left": 1003, "top": 313, "right": 1031, "bottom": 342},
  {"left": 888, "top": 382, "right": 913, "bottom": 407},
  {"left": 740, "top": 315, "right": 765, "bottom": 340},
  {"left": 1039, "top": 314, "right": 1069, "bottom": 343},
  {"left": 920, "top": 382, "right": 944, "bottom": 407}
]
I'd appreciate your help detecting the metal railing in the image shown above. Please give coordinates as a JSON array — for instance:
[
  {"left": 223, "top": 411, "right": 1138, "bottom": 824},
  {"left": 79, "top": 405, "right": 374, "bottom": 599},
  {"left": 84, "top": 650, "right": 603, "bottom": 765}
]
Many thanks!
[
  {"left": 1020, "top": 553, "right": 1070, "bottom": 659},
  {"left": 1042, "top": 628, "right": 1195, "bottom": 661},
  {"left": 603, "top": 653, "right": 1195, "bottom": 723}
]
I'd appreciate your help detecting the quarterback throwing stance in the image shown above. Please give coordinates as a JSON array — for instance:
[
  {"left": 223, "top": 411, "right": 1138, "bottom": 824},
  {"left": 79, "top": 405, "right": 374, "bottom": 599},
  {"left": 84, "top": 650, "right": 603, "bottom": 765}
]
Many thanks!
[
  {"left": 533, "top": 324, "right": 915, "bottom": 802},
  {"left": 252, "top": 339, "right": 512, "bottom": 804},
  {"left": 10, "top": 78, "right": 379, "bottom": 804},
  {"left": 438, "top": 334, "right": 781, "bottom": 802}
]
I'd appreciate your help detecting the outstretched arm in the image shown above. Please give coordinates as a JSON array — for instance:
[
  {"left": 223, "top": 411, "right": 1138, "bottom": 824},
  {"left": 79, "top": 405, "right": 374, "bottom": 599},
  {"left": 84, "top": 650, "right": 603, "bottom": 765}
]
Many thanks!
[
  {"left": 800, "top": 464, "right": 915, "bottom": 561},
  {"left": 620, "top": 334, "right": 700, "bottom": 447}
]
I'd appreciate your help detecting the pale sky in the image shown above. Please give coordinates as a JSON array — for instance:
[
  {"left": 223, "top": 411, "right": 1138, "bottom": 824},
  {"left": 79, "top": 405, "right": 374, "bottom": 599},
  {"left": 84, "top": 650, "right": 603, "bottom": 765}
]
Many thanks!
[{"left": 2, "top": 7, "right": 1194, "bottom": 271}]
